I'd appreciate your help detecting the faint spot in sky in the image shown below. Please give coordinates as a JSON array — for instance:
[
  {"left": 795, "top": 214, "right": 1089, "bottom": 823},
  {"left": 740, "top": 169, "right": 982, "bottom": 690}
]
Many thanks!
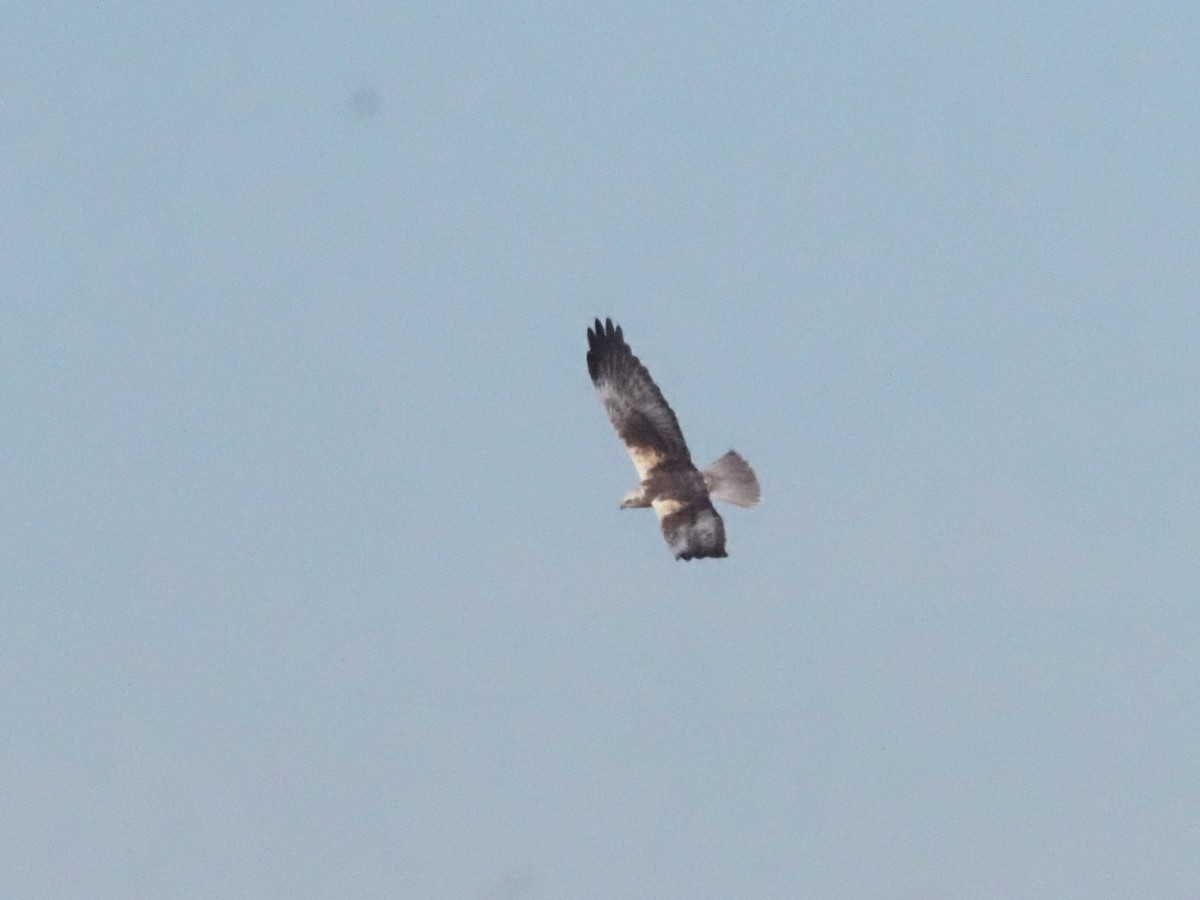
[
  {"left": 346, "top": 85, "right": 381, "bottom": 120},
  {"left": 476, "top": 868, "right": 534, "bottom": 900}
]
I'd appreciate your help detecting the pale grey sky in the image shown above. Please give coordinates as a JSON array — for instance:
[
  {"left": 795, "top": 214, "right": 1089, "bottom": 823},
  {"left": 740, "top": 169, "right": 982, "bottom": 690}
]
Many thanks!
[{"left": 4, "top": 3, "right": 1199, "bottom": 898}]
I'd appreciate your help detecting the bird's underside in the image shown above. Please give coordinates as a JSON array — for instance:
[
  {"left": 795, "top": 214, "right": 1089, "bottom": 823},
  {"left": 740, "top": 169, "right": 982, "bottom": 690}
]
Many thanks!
[{"left": 586, "top": 317, "right": 760, "bottom": 560}]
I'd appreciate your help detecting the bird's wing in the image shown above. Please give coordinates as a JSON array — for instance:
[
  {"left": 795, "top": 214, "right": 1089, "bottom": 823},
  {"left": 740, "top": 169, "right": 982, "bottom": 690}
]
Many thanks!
[
  {"left": 586, "top": 318, "right": 692, "bottom": 480},
  {"left": 655, "top": 497, "right": 728, "bottom": 560}
]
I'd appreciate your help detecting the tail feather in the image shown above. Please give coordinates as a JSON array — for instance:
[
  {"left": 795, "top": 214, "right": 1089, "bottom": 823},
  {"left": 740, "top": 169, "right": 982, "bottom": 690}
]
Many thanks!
[{"left": 702, "top": 451, "right": 761, "bottom": 508}]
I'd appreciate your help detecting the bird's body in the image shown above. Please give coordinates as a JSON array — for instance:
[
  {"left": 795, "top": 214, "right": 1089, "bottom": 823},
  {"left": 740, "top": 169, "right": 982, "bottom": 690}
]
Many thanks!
[{"left": 586, "top": 318, "right": 760, "bottom": 560}]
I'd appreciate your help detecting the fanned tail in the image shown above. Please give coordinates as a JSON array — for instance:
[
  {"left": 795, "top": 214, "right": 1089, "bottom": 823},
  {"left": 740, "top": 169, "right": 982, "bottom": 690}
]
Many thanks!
[{"left": 701, "top": 451, "right": 761, "bottom": 508}]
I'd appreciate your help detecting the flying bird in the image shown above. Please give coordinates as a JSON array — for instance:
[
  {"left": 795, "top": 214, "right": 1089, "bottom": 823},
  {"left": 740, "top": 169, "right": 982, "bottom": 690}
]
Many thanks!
[{"left": 586, "top": 318, "right": 760, "bottom": 560}]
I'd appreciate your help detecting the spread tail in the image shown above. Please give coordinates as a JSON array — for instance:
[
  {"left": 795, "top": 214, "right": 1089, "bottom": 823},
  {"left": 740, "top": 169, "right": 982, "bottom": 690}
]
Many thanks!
[{"left": 702, "top": 450, "right": 761, "bottom": 508}]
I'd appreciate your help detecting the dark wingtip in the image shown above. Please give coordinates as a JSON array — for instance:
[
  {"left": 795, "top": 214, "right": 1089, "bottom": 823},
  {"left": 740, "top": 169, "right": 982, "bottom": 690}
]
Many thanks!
[
  {"left": 587, "top": 317, "right": 628, "bottom": 381},
  {"left": 674, "top": 548, "right": 729, "bottom": 561},
  {"left": 586, "top": 318, "right": 604, "bottom": 379},
  {"left": 591, "top": 318, "right": 620, "bottom": 340}
]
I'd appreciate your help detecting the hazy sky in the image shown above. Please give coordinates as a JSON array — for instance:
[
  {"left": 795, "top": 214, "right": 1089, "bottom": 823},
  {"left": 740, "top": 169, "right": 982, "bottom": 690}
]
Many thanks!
[{"left": 4, "top": 3, "right": 1200, "bottom": 898}]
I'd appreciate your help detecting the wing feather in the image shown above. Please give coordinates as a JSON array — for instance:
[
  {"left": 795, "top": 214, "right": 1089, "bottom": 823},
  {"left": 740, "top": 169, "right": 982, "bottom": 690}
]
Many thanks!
[{"left": 586, "top": 318, "right": 692, "bottom": 479}]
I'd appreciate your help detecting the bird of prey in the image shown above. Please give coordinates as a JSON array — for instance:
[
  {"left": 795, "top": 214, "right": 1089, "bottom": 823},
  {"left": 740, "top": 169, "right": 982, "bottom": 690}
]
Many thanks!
[{"left": 586, "top": 317, "right": 760, "bottom": 560}]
